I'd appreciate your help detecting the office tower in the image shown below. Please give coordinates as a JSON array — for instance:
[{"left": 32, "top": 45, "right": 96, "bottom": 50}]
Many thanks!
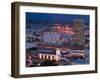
[{"left": 72, "top": 19, "right": 84, "bottom": 48}]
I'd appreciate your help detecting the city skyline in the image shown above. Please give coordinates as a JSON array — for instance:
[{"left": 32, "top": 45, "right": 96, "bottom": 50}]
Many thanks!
[{"left": 26, "top": 12, "right": 90, "bottom": 67}]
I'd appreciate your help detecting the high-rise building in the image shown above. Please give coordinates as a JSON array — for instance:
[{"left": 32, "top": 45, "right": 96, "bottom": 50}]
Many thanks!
[{"left": 71, "top": 19, "right": 84, "bottom": 47}]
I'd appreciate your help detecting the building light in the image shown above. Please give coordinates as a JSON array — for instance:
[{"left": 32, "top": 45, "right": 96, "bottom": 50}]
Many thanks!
[
  {"left": 55, "top": 56, "right": 59, "bottom": 61},
  {"left": 46, "top": 55, "right": 49, "bottom": 59},
  {"left": 50, "top": 55, "right": 53, "bottom": 60},
  {"left": 43, "top": 54, "right": 45, "bottom": 59},
  {"left": 39, "top": 54, "right": 42, "bottom": 59}
]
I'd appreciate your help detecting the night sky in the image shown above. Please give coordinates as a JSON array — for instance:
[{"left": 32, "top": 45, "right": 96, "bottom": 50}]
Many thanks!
[{"left": 26, "top": 12, "right": 89, "bottom": 25}]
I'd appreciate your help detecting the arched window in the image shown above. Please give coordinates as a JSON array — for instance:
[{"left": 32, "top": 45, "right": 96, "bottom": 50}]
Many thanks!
[{"left": 48, "top": 56, "right": 50, "bottom": 60}]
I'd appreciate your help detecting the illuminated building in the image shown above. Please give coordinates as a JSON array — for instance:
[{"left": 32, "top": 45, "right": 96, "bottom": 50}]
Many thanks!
[{"left": 39, "top": 48, "right": 61, "bottom": 61}]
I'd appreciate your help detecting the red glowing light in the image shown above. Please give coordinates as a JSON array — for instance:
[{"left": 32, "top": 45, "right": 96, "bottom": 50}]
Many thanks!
[{"left": 55, "top": 26, "right": 75, "bottom": 35}]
